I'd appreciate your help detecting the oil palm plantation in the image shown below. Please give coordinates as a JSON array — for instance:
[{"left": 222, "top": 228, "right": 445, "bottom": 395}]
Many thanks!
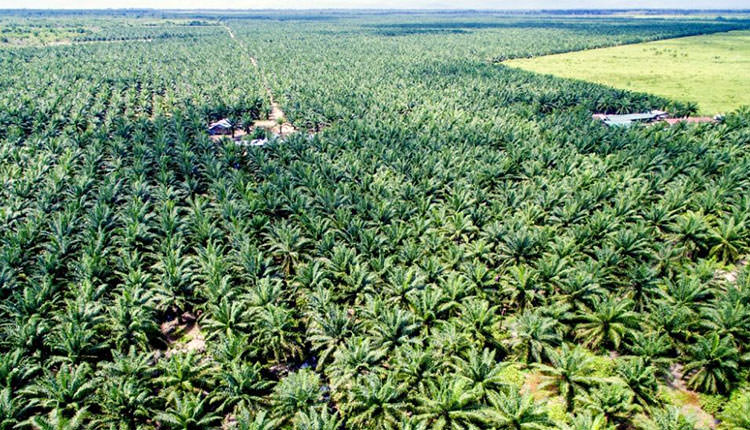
[{"left": 535, "top": 344, "right": 605, "bottom": 412}]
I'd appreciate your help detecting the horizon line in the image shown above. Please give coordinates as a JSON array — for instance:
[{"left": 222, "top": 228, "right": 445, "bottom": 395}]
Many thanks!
[{"left": 3, "top": 7, "right": 750, "bottom": 11}]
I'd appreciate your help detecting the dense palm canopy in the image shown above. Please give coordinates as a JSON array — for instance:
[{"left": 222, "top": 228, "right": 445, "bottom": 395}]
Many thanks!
[{"left": 1, "top": 8, "right": 750, "bottom": 430}]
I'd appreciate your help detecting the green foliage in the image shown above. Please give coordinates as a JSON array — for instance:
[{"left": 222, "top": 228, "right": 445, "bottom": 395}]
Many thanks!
[
  {"left": 637, "top": 406, "right": 697, "bottom": 430},
  {"left": 486, "top": 387, "right": 553, "bottom": 430},
  {"left": 535, "top": 344, "right": 608, "bottom": 412},
  {"left": 506, "top": 30, "right": 750, "bottom": 114},
  {"left": 1, "top": 9, "right": 749, "bottom": 430},
  {"left": 719, "top": 391, "right": 750, "bottom": 430},
  {"left": 272, "top": 369, "right": 324, "bottom": 420},
  {"left": 683, "top": 334, "right": 740, "bottom": 394}
]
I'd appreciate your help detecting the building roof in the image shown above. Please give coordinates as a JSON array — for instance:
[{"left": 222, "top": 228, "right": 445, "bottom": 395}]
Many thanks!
[
  {"left": 209, "top": 119, "right": 233, "bottom": 130},
  {"left": 593, "top": 110, "right": 670, "bottom": 127}
]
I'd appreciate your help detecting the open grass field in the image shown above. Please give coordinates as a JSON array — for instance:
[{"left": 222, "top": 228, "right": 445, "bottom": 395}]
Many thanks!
[{"left": 505, "top": 30, "right": 750, "bottom": 115}]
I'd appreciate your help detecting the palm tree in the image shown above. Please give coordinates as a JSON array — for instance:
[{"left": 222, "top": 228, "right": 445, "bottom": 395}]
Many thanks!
[
  {"left": 408, "top": 286, "right": 445, "bottom": 334},
  {"left": 500, "top": 265, "right": 542, "bottom": 312},
  {"left": 701, "top": 300, "right": 750, "bottom": 344},
  {"left": 0, "top": 386, "right": 29, "bottom": 430},
  {"left": 392, "top": 344, "right": 440, "bottom": 391},
  {"left": 0, "top": 348, "right": 39, "bottom": 390},
  {"left": 49, "top": 297, "right": 106, "bottom": 365},
  {"left": 155, "top": 352, "right": 215, "bottom": 401},
  {"left": 216, "top": 361, "right": 273, "bottom": 413},
  {"left": 557, "top": 271, "right": 604, "bottom": 311},
  {"left": 236, "top": 242, "right": 275, "bottom": 283},
  {"left": 636, "top": 406, "right": 696, "bottom": 430},
  {"left": 384, "top": 266, "right": 426, "bottom": 306},
  {"left": 22, "top": 407, "right": 89, "bottom": 430},
  {"left": 369, "top": 307, "right": 418, "bottom": 352},
  {"left": 648, "top": 303, "right": 695, "bottom": 346},
  {"left": 240, "top": 113, "right": 255, "bottom": 135},
  {"left": 294, "top": 407, "right": 344, "bottom": 430},
  {"left": 234, "top": 409, "right": 279, "bottom": 430},
  {"left": 663, "top": 277, "right": 713, "bottom": 311},
  {"left": 276, "top": 116, "right": 286, "bottom": 137},
  {"left": 345, "top": 373, "right": 407, "bottom": 429},
  {"left": 293, "top": 261, "right": 332, "bottom": 292},
  {"left": 615, "top": 358, "right": 660, "bottom": 407},
  {"left": 506, "top": 310, "right": 561, "bottom": 364},
  {"left": 456, "top": 298, "right": 503, "bottom": 350},
  {"left": 307, "top": 304, "right": 356, "bottom": 370},
  {"left": 264, "top": 221, "right": 311, "bottom": 276},
  {"left": 272, "top": 369, "right": 322, "bottom": 420},
  {"left": 578, "top": 383, "right": 639, "bottom": 428},
  {"left": 452, "top": 348, "right": 508, "bottom": 402},
  {"left": 429, "top": 321, "right": 473, "bottom": 359},
  {"left": 626, "top": 331, "right": 673, "bottom": 376},
  {"left": 108, "top": 281, "right": 159, "bottom": 351},
  {"left": 534, "top": 344, "right": 604, "bottom": 412},
  {"left": 414, "top": 376, "right": 485, "bottom": 430},
  {"left": 669, "top": 211, "right": 712, "bottom": 258},
  {"left": 709, "top": 217, "right": 747, "bottom": 263},
  {"left": 485, "top": 387, "right": 552, "bottom": 430},
  {"left": 94, "top": 379, "right": 152, "bottom": 430},
  {"left": 153, "top": 238, "right": 196, "bottom": 318},
  {"left": 254, "top": 304, "right": 303, "bottom": 363},
  {"left": 627, "top": 264, "right": 662, "bottom": 312},
  {"left": 155, "top": 393, "right": 221, "bottom": 430},
  {"left": 244, "top": 278, "right": 285, "bottom": 311},
  {"left": 23, "top": 363, "right": 95, "bottom": 418},
  {"left": 498, "top": 226, "right": 543, "bottom": 264},
  {"left": 201, "top": 297, "right": 249, "bottom": 340},
  {"left": 327, "top": 336, "right": 385, "bottom": 392},
  {"left": 575, "top": 295, "right": 639, "bottom": 351},
  {"left": 97, "top": 346, "right": 156, "bottom": 384},
  {"left": 682, "top": 333, "right": 740, "bottom": 394},
  {"left": 561, "top": 412, "right": 614, "bottom": 430}
]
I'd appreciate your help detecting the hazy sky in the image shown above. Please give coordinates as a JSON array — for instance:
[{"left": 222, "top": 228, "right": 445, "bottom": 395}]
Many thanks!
[{"left": 3, "top": 0, "right": 749, "bottom": 10}]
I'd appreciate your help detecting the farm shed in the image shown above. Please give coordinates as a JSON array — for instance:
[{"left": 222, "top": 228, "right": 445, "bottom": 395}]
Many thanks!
[
  {"left": 593, "top": 110, "right": 668, "bottom": 127},
  {"left": 208, "top": 119, "right": 233, "bottom": 135}
]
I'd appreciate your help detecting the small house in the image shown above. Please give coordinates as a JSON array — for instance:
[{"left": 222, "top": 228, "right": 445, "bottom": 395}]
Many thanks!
[{"left": 208, "top": 119, "right": 233, "bottom": 136}]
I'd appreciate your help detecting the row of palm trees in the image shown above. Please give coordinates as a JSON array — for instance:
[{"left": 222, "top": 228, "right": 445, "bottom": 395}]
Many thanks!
[
  {"left": 2, "top": 13, "right": 750, "bottom": 430},
  {"left": 2, "top": 104, "right": 749, "bottom": 428}
]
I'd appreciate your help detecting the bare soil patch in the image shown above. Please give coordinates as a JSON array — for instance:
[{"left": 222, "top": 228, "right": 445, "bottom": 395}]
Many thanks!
[
  {"left": 667, "top": 364, "right": 717, "bottom": 429},
  {"left": 522, "top": 371, "right": 551, "bottom": 401},
  {"left": 160, "top": 312, "right": 207, "bottom": 357},
  {"left": 716, "top": 257, "right": 748, "bottom": 284}
]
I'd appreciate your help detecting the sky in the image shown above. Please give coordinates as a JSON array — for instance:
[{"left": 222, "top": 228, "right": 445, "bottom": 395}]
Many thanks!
[{"left": 2, "top": 0, "right": 749, "bottom": 9}]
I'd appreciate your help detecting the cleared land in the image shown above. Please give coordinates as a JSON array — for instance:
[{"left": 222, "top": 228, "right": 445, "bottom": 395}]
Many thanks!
[{"left": 505, "top": 30, "right": 750, "bottom": 114}]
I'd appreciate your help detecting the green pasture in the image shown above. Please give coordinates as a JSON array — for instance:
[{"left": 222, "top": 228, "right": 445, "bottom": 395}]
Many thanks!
[{"left": 505, "top": 30, "right": 750, "bottom": 114}]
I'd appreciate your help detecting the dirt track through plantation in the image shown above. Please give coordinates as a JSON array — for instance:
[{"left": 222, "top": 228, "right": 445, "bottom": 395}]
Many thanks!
[
  {"left": 221, "top": 23, "right": 235, "bottom": 39},
  {"left": 220, "top": 22, "right": 295, "bottom": 135}
]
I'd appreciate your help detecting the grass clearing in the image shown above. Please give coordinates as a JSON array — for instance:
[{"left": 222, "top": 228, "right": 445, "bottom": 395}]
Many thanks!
[{"left": 505, "top": 30, "right": 750, "bottom": 115}]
